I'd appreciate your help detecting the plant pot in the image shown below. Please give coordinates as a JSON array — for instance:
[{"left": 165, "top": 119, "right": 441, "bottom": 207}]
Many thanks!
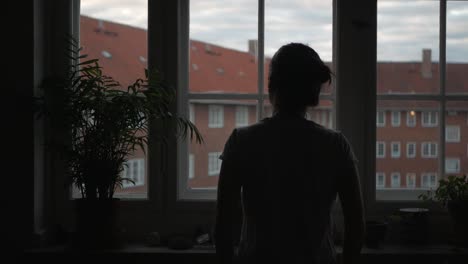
[
  {"left": 447, "top": 200, "right": 468, "bottom": 248},
  {"left": 398, "top": 208, "right": 429, "bottom": 244},
  {"left": 365, "top": 220, "right": 388, "bottom": 249},
  {"left": 72, "top": 198, "right": 122, "bottom": 250}
]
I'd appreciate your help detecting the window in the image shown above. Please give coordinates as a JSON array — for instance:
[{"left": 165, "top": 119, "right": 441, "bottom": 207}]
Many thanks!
[
  {"left": 235, "top": 106, "right": 249, "bottom": 127},
  {"left": 189, "top": 154, "right": 195, "bottom": 179},
  {"left": 422, "top": 142, "right": 438, "bottom": 158},
  {"left": 121, "top": 159, "right": 145, "bottom": 188},
  {"left": 406, "top": 142, "right": 416, "bottom": 158},
  {"left": 391, "top": 173, "right": 400, "bottom": 188},
  {"left": 421, "top": 173, "right": 438, "bottom": 189},
  {"left": 406, "top": 111, "right": 416, "bottom": 127},
  {"left": 445, "top": 125, "right": 460, "bottom": 142},
  {"left": 422, "top": 111, "right": 438, "bottom": 127},
  {"left": 208, "top": 105, "right": 224, "bottom": 128},
  {"left": 376, "top": 173, "right": 385, "bottom": 189},
  {"left": 377, "top": 111, "right": 386, "bottom": 127},
  {"left": 376, "top": 141, "right": 386, "bottom": 158},
  {"left": 406, "top": 173, "right": 416, "bottom": 189},
  {"left": 189, "top": 104, "right": 195, "bottom": 124},
  {"left": 391, "top": 142, "right": 400, "bottom": 158},
  {"left": 51, "top": 0, "right": 466, "bottom": 238},
  {"left": 391, "top": 111, "right": 401, "bottom": 127},
  {"left": 445, "top": 158, "right": 460, "bottom": 174},
  {"left": 208, "top": 152, "right": 222, "bottom": 176}
]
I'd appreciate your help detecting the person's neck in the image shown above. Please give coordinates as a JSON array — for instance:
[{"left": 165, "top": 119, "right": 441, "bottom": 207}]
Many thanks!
[{"left": 273, "top": 110, "right": 306, "bottom": 119}]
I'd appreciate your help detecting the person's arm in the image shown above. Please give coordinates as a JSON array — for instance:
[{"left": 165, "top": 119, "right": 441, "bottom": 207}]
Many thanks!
[
  {"left": 215, "top": 130, "right": 242, "bottom": 264},
  {"left": 337, "top": 135, "right": 365, "bottom": 264}
]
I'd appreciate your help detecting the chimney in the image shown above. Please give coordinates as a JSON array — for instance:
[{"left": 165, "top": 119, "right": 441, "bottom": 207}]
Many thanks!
[
  {"left": 421, "top": 48, "right": 432, "bottom": 78},
  {"left": 248, "top": 39, "right": 258, "bottom": 57}
]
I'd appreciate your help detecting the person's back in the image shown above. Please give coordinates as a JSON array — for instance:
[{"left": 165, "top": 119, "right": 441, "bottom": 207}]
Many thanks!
[{"left": 215, "top": 43, "right": 365, "bottom": 264}]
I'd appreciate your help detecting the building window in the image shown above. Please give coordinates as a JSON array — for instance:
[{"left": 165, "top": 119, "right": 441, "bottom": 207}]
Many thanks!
[
  {"left": 376, "top": 141, "right": 385, "bottom": 158},
  {"left": 391, "top": 173, "right": 401, "bottom": 188},
  {"left": 189, "top": 154, "right": 195, "bottom": 179},
  {"left": 391, "top": 111, "right": 401, "bottom": 127},
  {"left": 208, "top": 105, "right": 224, "bottom": 128},
  {"left": 208, "top": 152, "right": 222, "bottom": 176},
  {"left": 376, "top": 173, "right": 385, "bottom": 189},
  {"left": 406, "top": 111, "right": 416, "bottom": 127},
  {"left": 422, "top": 142, "right": 438, "bottom": 158},
  {"left": 406, "top": 142, "right": 416, "bottom": 158},
  {"left": 377, "top": 111, "right": 386, "bottom": 127},
  {"left": 446, "top": 125, "right": 460, "bottom": 142},
  {"left": 445, "top": 158, "right": 460, "bottom": 174},
  {"left": 391, "top": 142, "right": 400, "bottom": 158},
  {"left": 189, "top": 104, "right": 195, "bottom": 124},
  {"left": 422, "top": 111, "right": 438, "bottom": 127},
  {"left": 235, "top": 106, "right": 249, "bottom": 127},
  {"left": 406, "top": 173, "right": 416, "bottom": 189},
  {"left": 122, "top": 158, "right": 145, "bottom": 188},
  {"left": 421, "top": 173, "right": 438, "bottom": 189}
]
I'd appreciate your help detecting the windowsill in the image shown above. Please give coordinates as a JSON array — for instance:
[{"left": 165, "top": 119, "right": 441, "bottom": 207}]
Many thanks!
[{"left": 25, "top": 243, "right": 468, "bottom": 255}]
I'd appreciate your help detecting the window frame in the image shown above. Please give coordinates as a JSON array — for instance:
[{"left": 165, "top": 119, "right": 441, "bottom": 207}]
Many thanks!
[
  {"left": 235, "top": 105, "right": 249, "bottom": 127},
  {"left": 406, "top": 142, "right": 416, "bottom": 158},
  {"left": 391, "top": 111, "right": 401, "bottom": 127},
  {"left": 391, "top": 141, "right": 401, "bottom": 158},
  {"left": 406, "top": 111, "right": 416, "bottom": 127},
  {"left": 445, "top": 125, "right": 460, "bottom": 142},
  {"left": 376, "top": 141, "right": 386, "bottom": 158},
  {"left": 49, "top": 0, "right": 467, "bottom": 239},
  {"left": 208, "top": 105, "right": 224, "bottom": 128}
]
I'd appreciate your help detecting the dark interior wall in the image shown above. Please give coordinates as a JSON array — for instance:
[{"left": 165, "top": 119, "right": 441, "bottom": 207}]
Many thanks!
[{"left": 4, "top": 0, "right": 35, "bottom": 254}]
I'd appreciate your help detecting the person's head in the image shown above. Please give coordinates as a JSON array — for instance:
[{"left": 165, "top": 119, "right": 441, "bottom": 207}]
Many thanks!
[{"left": 268, "top": 43, "right": 331, "bottom": 115}]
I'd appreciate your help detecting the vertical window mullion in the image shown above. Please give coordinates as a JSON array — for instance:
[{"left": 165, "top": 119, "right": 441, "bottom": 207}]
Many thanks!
[
  {"left": 439, "top": 0, "right": 447, "bottom": 179},
  {"left": 257, "top": 0, "right": 265, "bottom": 120}
]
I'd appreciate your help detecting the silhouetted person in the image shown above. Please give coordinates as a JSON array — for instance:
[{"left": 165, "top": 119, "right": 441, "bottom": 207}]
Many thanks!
[{"left": 215, "top": 43, "right": 365, "bottom": 264}]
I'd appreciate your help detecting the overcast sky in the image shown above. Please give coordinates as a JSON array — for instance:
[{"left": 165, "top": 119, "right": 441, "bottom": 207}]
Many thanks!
[{"left": 81, "top": 0, "right": 468, "bottom": 62}]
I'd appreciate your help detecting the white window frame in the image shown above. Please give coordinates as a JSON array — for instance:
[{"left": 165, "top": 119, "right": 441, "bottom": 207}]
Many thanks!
[
  {"left": 390, "top": 172, "right": 401, "bottom": 188},
  {"left": 422, "top": 142, "right": 438, "bottom": 158},
  {"left": 406, "top": 142, "right": 416, "bottom": 158},
  {"left": 445, "top": 125, "right": 460, "bottom": 142},
  {"left": 208, "top": 152, "right": 222, "bottom": 176},
  {"left": 235, "top": 105, "right": 249, "bottom": 127},
  {"left": 376, "top": 141, "right": 385, "bottom": 158},
  {"left": 406, "top": 173, "right": 416, "bottom": 189},
  {"left": 445, "top": 158, "right": 460, "bottom": 174},
  {"left": 391, "top": 142, "right": 400, "bottom": 158},
  {"left": 376, "top": 111, "right": 386, "bottom": 127},
  {"left": 188, "top": 154, "right": 195, "bottom": 179},
  {"left": 391, "top": 111, "right": 401, "bottom": 127},
  {"left": 208, "top": 105, "right": 224, "bottom": 128},
  {"left": 422, "top": 111, "right": 438, "bottom": 127},
  {"left": 376, "top": 172, "right": 386, "bottom": 189},
  {"left": 421, "top": 173, "right": 438, "bottom": 189},
  {"left": 406, "top": 111, "right": 416, "bottom": 127},
  {"left": 121, "top": 158, "right": 145, "bottom": 188}
]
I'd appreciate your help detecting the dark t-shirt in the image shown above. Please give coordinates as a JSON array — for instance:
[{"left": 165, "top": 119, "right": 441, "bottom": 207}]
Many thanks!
[{"left": 217, "top": 112, "right": 358, "bottom": 264}]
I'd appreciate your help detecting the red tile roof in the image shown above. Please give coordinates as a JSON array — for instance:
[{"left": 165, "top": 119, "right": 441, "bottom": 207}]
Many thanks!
[{"left": 80, "top": 15, "right": 468, "bottom": 98}]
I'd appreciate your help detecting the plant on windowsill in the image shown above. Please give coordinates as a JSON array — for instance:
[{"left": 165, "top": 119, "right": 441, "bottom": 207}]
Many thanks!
[
  {"left": 34, "top": 36, "right": 203, "bottom": 249},
  {"left": 418, "top": 174, "right": 468, "bottom": 247}
]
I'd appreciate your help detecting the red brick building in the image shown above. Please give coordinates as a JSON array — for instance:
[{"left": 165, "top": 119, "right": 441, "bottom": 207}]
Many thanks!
[{"left": 80, "top": 15, "right": 468, "bottom": 196}]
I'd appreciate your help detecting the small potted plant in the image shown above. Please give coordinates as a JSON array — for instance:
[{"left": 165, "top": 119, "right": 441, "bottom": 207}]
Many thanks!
[
  {"left": 418, "top": 174, "right": 468, "bottom": 247},
  {"left": 35, "top": 36, "right": 203, "bottom": 249}
]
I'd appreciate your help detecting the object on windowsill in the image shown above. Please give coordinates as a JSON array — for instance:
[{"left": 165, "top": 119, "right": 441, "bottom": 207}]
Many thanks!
[
  {"left": 365, "top": 220, "right": 388, "bottom": 249},
  {"left": 398, "top": 208, "right": 429, "bottom": 244},
  {"left": 146, "top": 232, "right": 161, "bottom": 247}
]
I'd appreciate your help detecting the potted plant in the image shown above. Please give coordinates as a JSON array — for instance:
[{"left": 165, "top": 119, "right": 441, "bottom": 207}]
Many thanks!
[
  {"left": 35, "top": 37, "right": 203, "bottom": 249},
  {"left": 418, "top": 174, "right": 468, "bottom": 247}
]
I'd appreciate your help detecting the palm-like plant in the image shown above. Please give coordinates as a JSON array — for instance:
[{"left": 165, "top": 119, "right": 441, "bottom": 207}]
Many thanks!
[{"left": 36, "top": 36, "right": 203, "bottom": 200}]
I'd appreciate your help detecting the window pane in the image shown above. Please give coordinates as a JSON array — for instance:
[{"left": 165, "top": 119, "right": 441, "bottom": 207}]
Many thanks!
[
  {"left": 189, "top": 0, "right": 258, "bottom": 94},
  {"left": 187, "top": 100, "right": 258, "bottom": 190},
  {"left": 265, "top": 0, "right": 334, "bottom": 95},
  {"left": 376, "top": 101, "right": 440, "bottom": 200},
  {"left": 447, "top": 1, "right": 468, "bottom": 94},
  {"left": 377, "top": 1, "right": 439, "bottom": 94},
  {"left": 77, "top": 0, "right": 148, "bottom": 199},
  {"left": 445, "top": 101, "right": 468, "bottom": 178}
]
